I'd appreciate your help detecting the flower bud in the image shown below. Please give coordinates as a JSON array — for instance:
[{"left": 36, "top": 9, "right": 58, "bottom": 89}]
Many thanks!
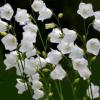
[
  {"left": 58, "top": 13, "right": 63, "bottom": 18},
  {"left": 45, "top": 23, "right": 56, "bottom": 29},
  {"left": 0, "top": 32, "right": 7, "bottom": 36}
]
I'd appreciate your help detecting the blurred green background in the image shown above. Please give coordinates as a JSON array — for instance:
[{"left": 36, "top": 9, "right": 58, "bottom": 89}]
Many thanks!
[{"left": 0, "top": 0, "right": 100, "bottom": 100}]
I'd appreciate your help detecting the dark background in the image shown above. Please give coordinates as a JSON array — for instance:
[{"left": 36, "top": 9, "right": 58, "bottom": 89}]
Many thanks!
[{"left": 0, "top": 0, "right": 100, "bottom": 100}]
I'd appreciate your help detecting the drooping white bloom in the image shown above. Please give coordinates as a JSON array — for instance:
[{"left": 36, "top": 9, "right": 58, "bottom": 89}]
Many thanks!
[
  {"left": 32, "top": 80, "right": 43, "bottom": 90},
  {"left": 69, "top": 45, "right": 84, "bottom": 60},
  {"left": 35, "top": 56, "right": 47, "bottom": 68},
  {"left": 26, "top": 48, "right": 37, "bottom": 58},
  {"left": 1, "top": 34, "right": 18, "bottom": 51},
  {"left": 32, "top": 73, "right": 40, "bottom": 81},
  {"left": 94, "top": 11, "right": 100, "bottom": 19},
  {"left": 77, "top": 2, "right": 94, "bottom": 19},
  {"left": 4, "top": 51, "right": 17, "bottom": 70},
  {"left": 93, "top": 20, "right": 100, "bottom": 32},
  {"left": 19, "top": 40, "right": 34, "bottom": 52},
  {"left": 31, "top": 0, "right": 46, "bottom": 12},
  {"left": 46, "top": 49, "right": 62, "bottom": 65},
  {"left": 15, "top": 8, "right": 30, "bottom": 25},
  {"left": 22, "top": 31, "right": 37, "bottom": 43},
  {"left": 57, "top": 41, "right": 74, "bottom": 54},
  {"left": 33, "top": 89, "right": 44, "bottom": 99},
  {"left": 48, "top": 28, "right": 63, "bottom": 43},
  {"left": 72, "top": 58, "right": 91, "bottom": 80},
  {"left": 24, "top": 58, "right": 36, "bottom": 76},
  {"left": 0, "top": 3, "right": 14, "bottom": 20},
  {"left": 62, "top": 28, "right": 77, "bottom": 43},
  {"left": 50, "top": 64, "right": 66, "bottom": 80},
  {"left": 16, "top": 79, "right": 28, "bottom": 94},
  {"left": 72, "top": 58, "right": 88, "bottom": 70},
  {"left": 86, "top": 38, "right": 100, "bottom": 55},
  {"left": 87, "top": 83, "right": 99, "bottom": 99},
  {"left": 23, "top": 22, "right": 38, "bottom": 33},
  {"left": 0, "top": 19, "right": 8, "bottom": 32},
  {"left": 38, "top": 7, "right": 52, "bottom": 21},
  {"left": 78, "top": 66, "right": 91, "bottom": 80}
]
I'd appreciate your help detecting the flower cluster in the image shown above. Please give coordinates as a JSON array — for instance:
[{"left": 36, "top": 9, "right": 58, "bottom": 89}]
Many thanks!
[{"left": 0, "top": 1, "right": 100, "bottom": 100}]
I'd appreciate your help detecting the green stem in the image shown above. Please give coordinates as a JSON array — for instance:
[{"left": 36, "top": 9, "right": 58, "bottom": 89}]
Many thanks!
[
  {"left": 31, "top": 11, "right": 46, "bottom": 52},
  {"left": 54, "top": 81, "right": 63, "bottom": 100},
  {"left": 59, "top": 81, "right": 64, "bottom": 100}
]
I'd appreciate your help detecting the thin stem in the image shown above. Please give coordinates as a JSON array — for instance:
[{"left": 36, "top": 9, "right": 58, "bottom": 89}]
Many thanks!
[
  {"left": 54, "top": 81, "right": 62, "bottom": 100},
  {"left": 53, "top": 13, "right": 63, "bottom": 34},
  {"left": 31, "top": 11, "right": 46, "bottom": 52},
  {"left": 59, "top": 81, "right": 64, "bottom": 100},
  {"left": 67, "top": 75, "right": 77, "bottom": 100}
]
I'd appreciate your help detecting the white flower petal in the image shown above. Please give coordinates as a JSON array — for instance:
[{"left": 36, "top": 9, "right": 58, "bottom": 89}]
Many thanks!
[
  {"left": 93, "top": 19, "right": 100, "bottom": 32},
  {"left": 1, "top": 34, "right": 18, "bottom": 51},
  {"left": 31, "top": 0, "right": 46, "bottom": 12},
  {"left": 16, "top": 79, "right": 27, "bottom": 94},
  {"left": 15, "top": 8, "right": 30, "bottom": 25},
  {"left": 33, "top": 89, "right": 44, "bottom": 99},
  {"left": 62, "top": 28, "right": 77, "bottom": 43},
  {"left": 0, "top": 3, "right": 14, "bottom": 20},
  {"left": 0, "top": 19, "right": 8, "bottom": 32},
  {"left": 57, "top": 41, "right": 74, "bottom": 54},
  {"left": 38, "top": 7, "right": 52, "bottom": 21},
  {"left": 50, "top": 64, "right": 66, "bottom": 80},
  {"left": 87, "top": 83, "right": 99, "bottom": 99},
  {"left": 69, "top": 45, "right": 84, "bottom": 60},
  {"left": 46, "top": 49, "right": 62, "bottom": 65},
  {"left": 86, "top": 38, "right": 100, "bottom": 55},
  {"left": 77, "top": 2, "right": 94, "bottom": 19},
  {"left": 48, "top": 28, "right": 62, "bottom": 43}
]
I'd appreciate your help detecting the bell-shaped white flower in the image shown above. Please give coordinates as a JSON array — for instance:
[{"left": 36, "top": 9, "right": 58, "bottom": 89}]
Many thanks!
[
  {"left": 72, "top": 58, "right": 88, "bottom": 70},
  {"left": 26, "top": 48, "right": 37, "bottom": 58},
  {"left": 48, "top": 28, "right": 63, "bottom": 43},
  {"left": 57, "top": 41, "right": 74, "bottom": 54},
  {"left": 35, "top": 56, "right": 47, "bottom": 68},
  {"left": 22, "top": 31, "right": 37, "bottom": 43},
  {"left": 38, "top": 6, "right": 52, "bottom": 21},
  {"left": 69, "top": 45, "right": 84, "bottom": 60},
  {"left": 94, "top": 11, "right": 100, "bottom": 20},
  {"left": 1, "top": 34, "right": 18, "bottom": 51},
  {"left": 16, "top": 79, "right": 28, "bottom": 94},
  {"left": 0, "top": 19, "right": 8, "bottom": 32},
  {"left": 32, "top": 73, "right": 40, "bottom": 81},
  {"left": 72, "top": 58, "right": 91, "bottom": 80},
  {"left": 19, "top": 40, "right": 34, "bottom": 53},
  {"left": 23, "top": 22, "right": 38, "bottom": 33},
  {"left": 87, "top": 83, "right": 99, "bottom": 99},
  {"left": 50, "top": 64, "right": 66, "bottom": 80},
  {"left": 62, "top": 28, "right": 77, "bottom": 43},
  {"left": 4, "top": 51, "right": 17, "bottom": 70},
  {"left": 31, "top": 0, "right": 46, "bottom": 12},
  {"left": 32, "top": 80, "right": 43, "bottom": 90},
  {"left": 93, "top": 19, "right": 100, "bottom": 32},
  {"left": 33, "top": 89, "right": 44, "bottom": 99},
  {"left": 46, "top": 49, "right": 62, "bottom": 65},
  {"left": 15, "top": 8, "right": 30, "bottom": 25},
  {"left": 77, "top": 2, "right": 94, "bottom": 19},
  {"left": 24, "top": 58, "right": 36, "bottom": 76},
  {"left": 0, "top": 3, "right": 14, "bottom": 20},
  {"left": 86, "top": 38, "right": 100, "bottom": 55},
  {"left": 78, "top": 66, "right": 91, "bottom": 80}
]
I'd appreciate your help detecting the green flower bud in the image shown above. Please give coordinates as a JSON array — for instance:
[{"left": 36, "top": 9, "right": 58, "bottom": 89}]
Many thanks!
[
  {"left": 45, "top": 23, "right": 56, "bottom": 29},
  {"left": 58, "top": 13, "right": 63, "bottom": 18},
  {"left": 0, "top": 32, "right": 7, "bottom": 36}
]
